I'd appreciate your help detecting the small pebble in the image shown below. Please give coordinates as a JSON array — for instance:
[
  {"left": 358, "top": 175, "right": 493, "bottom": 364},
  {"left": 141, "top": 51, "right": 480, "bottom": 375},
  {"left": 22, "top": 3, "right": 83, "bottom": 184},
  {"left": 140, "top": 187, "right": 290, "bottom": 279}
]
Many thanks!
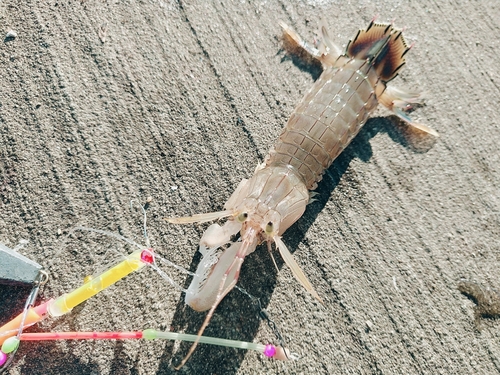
[
  {"left": 5, "top": 29, "right": 17, "bottom": 39},
  {"left": 365, "top": 320, "right": 373, "bottom": 331}
]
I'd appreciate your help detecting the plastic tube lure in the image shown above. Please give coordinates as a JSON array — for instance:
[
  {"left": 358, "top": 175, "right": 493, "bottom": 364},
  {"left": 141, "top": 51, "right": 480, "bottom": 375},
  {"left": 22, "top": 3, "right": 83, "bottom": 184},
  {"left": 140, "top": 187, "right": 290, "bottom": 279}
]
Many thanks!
[
  {"left": 0, "top": 249, "right": 150, "bottom": 344},
  {"left": 0, "top": 246, "right": 293, "bottom": 369},
  {"left": 13, "top": 329, "right": 294, "bottom": 360},
  {"left": 1, "top": 211, "right": 292, "bottom": 368},
  {"left": 0, "top": 249, "right": 154, "bottom": 369}
]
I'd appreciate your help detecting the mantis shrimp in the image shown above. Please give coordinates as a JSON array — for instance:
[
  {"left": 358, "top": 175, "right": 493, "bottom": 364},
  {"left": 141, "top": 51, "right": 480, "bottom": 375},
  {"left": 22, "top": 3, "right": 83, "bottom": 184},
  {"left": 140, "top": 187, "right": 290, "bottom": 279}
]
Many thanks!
[{"left": 167, "top": 19, "right": 438, "bottom": 368}]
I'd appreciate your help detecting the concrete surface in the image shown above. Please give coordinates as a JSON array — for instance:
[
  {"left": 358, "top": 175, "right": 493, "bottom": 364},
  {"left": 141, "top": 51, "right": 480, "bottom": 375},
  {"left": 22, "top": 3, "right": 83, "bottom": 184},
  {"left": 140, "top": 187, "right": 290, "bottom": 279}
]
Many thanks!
[{"left": 1, "top": 1, "right": 499, "bottom": 374}]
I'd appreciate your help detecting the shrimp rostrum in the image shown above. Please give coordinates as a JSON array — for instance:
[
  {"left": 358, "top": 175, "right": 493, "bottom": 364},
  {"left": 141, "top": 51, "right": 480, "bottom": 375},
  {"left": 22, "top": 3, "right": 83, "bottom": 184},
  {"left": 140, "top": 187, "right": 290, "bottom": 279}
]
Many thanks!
[{"left": 167, "top": 19, "right": 437, "bottom": 367}]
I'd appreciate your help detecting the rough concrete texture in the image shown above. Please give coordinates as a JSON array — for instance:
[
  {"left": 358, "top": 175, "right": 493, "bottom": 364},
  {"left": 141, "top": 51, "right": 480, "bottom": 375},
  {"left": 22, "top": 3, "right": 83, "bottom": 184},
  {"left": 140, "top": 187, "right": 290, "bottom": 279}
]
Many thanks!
[{"left": 1, "top": 1, "right": 499, "bottom": 374}]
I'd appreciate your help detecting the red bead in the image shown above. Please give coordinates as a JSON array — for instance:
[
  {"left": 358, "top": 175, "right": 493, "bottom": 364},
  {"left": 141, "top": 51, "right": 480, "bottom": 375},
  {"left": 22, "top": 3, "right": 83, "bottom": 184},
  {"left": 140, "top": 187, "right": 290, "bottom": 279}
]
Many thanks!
[{"left": 140, "top": 249, "right": 154, "bottom": 264}]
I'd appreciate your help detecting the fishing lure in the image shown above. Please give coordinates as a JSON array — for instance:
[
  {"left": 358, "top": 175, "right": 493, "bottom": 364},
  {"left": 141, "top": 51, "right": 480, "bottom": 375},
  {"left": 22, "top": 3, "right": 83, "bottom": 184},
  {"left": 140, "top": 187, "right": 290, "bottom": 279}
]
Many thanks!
[
  {"left": 166, "top": 19, "right": 438, "bottom": 367},
  {"left": 12, "top": 329, "right": 291, "bottom": 360},
  {"left": 0, "top": 228, "right": 291, "bottom": 370},
  {"left": 0, "top": 247, "right": 153, "bottom": 368},
  {"left": 0, "top": 328, "right": 290, "bottom": 365}
]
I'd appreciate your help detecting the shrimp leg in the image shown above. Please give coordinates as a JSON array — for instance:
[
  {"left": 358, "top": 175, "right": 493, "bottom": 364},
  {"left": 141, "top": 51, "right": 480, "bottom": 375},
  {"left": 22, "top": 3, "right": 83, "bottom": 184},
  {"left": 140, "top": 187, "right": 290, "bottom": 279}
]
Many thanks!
[
  {"left": 274, "top": 236, "right": 323, "bottom": 303},
  {"left": 379, "top": 85, "right": 439, "bottom": 137},
  {"left": 175, "top": 242, "right": 249, "bottom": 369},
  {"left": 280, "top": 21, "right": 342, "bottom": 67},
  {"left": 165, "top": 177, "right": 250, "bottom": 225}
]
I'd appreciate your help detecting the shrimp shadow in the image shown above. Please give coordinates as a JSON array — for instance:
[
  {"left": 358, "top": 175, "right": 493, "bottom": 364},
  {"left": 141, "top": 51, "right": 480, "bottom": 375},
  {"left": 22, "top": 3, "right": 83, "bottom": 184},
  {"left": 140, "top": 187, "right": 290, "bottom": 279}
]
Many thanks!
[
  {"left": 282, "top": 114, "right": 435, "bottom": 252},
  {"left": 278, "top": 47, "right": 323, "bottom": 81},
  {"left": 156, "top": 114, "right": 434, "bottom": 374}
]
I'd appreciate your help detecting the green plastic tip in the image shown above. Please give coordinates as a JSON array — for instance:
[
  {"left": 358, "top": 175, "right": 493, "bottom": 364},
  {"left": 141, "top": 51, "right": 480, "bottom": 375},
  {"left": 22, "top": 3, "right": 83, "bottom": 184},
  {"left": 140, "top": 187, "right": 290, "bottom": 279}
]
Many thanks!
[
  {"left": 142, "top": 329, "right": 157, "bottom": 340},
  {"left": 2, "top": 336, "right": 20, "bottom": 354}
]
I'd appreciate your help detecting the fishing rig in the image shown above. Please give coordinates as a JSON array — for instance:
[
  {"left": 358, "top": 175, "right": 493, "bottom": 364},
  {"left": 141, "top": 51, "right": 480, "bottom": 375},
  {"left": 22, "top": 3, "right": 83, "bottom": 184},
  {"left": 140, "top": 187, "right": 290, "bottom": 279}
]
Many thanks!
[{"left": 0, "top": 224, "right": 295, "bottom": 372}]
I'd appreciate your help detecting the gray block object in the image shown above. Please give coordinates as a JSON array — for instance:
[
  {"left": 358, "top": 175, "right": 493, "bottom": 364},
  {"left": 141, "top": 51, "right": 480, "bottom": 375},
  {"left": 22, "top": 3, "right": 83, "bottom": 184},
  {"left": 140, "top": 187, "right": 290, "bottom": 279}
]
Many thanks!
[{"left": 0, "top": 242, "right": 42, "bottom": 285}]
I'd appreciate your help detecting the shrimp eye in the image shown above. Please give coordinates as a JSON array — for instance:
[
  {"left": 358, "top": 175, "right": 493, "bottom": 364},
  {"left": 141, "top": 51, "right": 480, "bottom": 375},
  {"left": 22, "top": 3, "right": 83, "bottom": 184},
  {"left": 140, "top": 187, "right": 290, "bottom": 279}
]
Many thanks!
[
  {"left": 265, "top": 221, "right": 273, "bottom": 235},
  {"left": 237, "top": 212, "right": 248, "bottom": 223}
]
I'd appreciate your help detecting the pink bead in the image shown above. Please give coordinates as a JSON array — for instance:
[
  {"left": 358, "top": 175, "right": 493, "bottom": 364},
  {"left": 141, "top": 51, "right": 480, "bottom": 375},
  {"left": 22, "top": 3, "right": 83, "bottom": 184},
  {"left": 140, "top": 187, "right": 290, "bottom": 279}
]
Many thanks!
[
  {"left": 0, "top": 351, "right": 7, "bottom": 366},
  {"left": 263, "top": 344, "right": 276, "bottom": 358},
  {"left": 140, "top": 249, "right": 154, "bottom": 264}
]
